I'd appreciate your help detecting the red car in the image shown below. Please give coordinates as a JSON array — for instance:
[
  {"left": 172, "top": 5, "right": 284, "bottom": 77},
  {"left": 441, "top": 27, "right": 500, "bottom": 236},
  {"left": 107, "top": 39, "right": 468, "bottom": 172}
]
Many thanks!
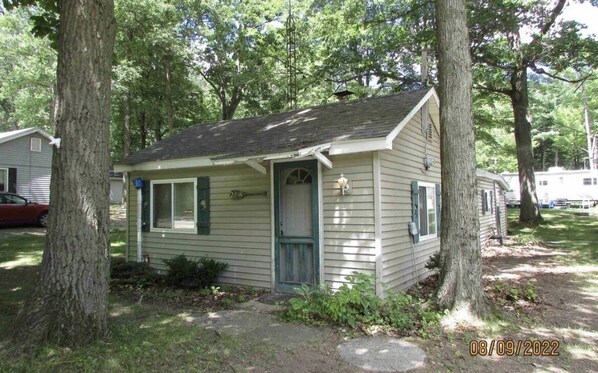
[{"left": 0, "top": 192, "right": 49, "bottom": 227}]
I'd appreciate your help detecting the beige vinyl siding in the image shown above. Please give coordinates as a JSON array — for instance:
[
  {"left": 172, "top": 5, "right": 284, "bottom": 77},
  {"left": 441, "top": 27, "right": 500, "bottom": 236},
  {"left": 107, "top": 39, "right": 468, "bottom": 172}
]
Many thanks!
[
  {"left": 127, "top": 165, "right": 271, "bottom": 289},
  {"left": 478, "top": 178, "right": 495, "bottom": 246},
  {"left": 378, "top": 110, "right": 441, "bottom": 292},
  {"left": 499, "top": 187, "right": 507, "bottom": 236},
  {"left": 478, "top": 178, "right": 508, "bottom": 245},
  {"left": 322, "top": 153, "right": 376, "bottom": 290}
]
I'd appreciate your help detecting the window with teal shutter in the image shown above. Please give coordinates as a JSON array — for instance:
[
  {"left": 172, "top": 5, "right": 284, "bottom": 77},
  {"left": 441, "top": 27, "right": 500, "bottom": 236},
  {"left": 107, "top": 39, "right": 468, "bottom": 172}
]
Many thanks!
[
  {"left": 481, "top": 190, "right": 487, "bottom": 215},
  {"left": 411, "top": 181, "right": 420, "bottom": 243},
  {"left": 197, "top": 177, "right": 210, "bottom": 235}
]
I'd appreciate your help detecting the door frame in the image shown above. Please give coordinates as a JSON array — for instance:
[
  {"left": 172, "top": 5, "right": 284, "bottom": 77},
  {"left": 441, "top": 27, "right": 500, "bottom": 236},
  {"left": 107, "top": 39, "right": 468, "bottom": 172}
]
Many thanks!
[{"left": 272, "top": 159, "right": 320, "bottom": 293}]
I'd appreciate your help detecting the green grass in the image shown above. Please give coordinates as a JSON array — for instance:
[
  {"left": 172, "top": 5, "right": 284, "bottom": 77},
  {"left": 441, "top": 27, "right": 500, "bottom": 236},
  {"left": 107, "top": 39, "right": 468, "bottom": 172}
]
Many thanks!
[
  {"left": 508, "top": 208, "right": 598, "bottom": 262},
  {"left": 0, "top": 230, "right": 279, "bottom": 372},
  {"left": 0, "top": 230, "right": 128, "bottom": 338}
]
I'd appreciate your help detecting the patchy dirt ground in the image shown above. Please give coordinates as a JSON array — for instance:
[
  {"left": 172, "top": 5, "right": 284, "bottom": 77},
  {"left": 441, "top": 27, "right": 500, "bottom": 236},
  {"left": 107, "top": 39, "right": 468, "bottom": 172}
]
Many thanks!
[
  {"left": 3, "top": 212, "right": 596, "bottom": 372},
  {"left": 415, "top": 241, "right": 598, "bottom": 373},
  {"left": 110, "top": 239, "right": 597, "bottom": 372}
]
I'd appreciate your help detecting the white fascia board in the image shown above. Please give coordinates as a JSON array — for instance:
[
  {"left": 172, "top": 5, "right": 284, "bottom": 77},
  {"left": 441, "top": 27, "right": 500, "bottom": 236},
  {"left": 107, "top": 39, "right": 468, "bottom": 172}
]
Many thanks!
[
  {"left": 313, "top": 151, "right": 333, "bottom": 169},
  {"left": 385, "top": 88, "right": 439, "bottom": 144},
  {"left": 328, "top": 137, "right": 391, "bottom": 155},
  {"left": 297, "top": 143, "right": 331, "bottom": 157},
  {"left": 0, "top": 127, "right": 53, "bottom": 145},
  {"left": 263, "top": 152, "right": 297, "bottom": 160},
  {"left": 244, "top": 160, "right": 267, "bottom": 174},
  {"left": 114, "top": 157, "right": 213, "bottom": 172}
]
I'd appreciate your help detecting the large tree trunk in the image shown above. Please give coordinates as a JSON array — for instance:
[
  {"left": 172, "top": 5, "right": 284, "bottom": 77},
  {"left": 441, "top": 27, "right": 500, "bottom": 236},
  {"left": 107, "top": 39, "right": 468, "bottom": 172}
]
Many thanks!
[
  {"left": 511, "top": 66, "right": 541, "bottom": 222},
  {"left": 122, "top": 91, "right": 131, "bottom": 157},
  {"left": 435, "top": 0, "right": 486, "bottom": 316},
  {"left": 13, "top": 0, "right": 115, "bottom": 350}
]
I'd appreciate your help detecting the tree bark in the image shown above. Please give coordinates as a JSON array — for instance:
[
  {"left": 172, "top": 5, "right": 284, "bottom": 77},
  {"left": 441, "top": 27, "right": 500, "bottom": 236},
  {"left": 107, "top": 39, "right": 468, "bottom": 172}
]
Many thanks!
[
  {"left": 164, "top": 54, "right": 175, "bottom": 135},
  {"left": 510, "top": 65, "right": 541, "bottom": 222},
  {"left": 122, "top": 91, "right": 131, "bottom": 157},
  {"left": 13, "top": 0, "right": 115, "bottom": 350},
  {"left": 435, "top": 0, "right": 486, "bottom": 316}
]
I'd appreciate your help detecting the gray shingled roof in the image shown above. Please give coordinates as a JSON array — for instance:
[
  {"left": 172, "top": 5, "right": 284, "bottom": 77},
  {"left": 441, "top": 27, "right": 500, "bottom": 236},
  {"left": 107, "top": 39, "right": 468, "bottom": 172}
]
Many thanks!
[{"left": 119, "top": 88, "right": 432, "bottom": 165}]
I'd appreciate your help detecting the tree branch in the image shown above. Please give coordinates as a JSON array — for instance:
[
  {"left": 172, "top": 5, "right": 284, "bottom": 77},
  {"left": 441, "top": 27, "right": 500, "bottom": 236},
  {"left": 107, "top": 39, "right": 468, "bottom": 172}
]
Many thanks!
[
  {"left": 473, "top": 83, "right": 512, "bottom": 96},
  {"left": 529, "top": 63, "right": 592, "bottom": 84}
]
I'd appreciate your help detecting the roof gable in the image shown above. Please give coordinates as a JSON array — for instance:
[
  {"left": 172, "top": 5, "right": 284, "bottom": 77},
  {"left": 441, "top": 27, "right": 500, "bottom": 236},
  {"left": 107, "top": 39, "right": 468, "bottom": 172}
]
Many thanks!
[
  {"left": 0, "top": 127, "right": 53, "bottom": 145},
  {"left": 118, "top": 88, "right": 438, "bottom": 169}
]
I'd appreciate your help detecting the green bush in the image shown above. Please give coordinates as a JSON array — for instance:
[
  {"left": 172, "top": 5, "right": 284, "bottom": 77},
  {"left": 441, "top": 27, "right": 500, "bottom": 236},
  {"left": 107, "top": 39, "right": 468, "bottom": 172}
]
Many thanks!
[
  {"left": 284, "top": 271, "right": 439, "bottom": 336},
  {"left": 163, "top": 254, "right": 228, "bottom": 289},
  {"left": 110, "top": 257, "right": 161, "bottom": 286},
  {"left": 198, "top": 257, "right": 229, "bottom": 289},
  {"left": 425, "top": 252, "right": 440, "bottom": 270}
]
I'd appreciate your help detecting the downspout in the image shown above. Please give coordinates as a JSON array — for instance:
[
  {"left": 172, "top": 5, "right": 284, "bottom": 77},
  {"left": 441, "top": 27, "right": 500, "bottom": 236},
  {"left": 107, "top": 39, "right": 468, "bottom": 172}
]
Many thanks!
[
  {"left": 137, "top": 187, "right": 143, "bottom": 263},
  {"left": 132, "top": 177, "right": 145, "bottom": 263},
  {"left": 124, "top": 172, "right": 130, "bottom": 261}
]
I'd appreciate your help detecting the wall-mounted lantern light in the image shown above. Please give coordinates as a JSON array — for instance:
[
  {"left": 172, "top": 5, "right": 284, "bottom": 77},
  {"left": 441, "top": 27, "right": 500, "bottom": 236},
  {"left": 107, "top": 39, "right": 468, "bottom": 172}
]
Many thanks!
[{"left": 337, "top": 174, "right": 351, "bottom": 195}]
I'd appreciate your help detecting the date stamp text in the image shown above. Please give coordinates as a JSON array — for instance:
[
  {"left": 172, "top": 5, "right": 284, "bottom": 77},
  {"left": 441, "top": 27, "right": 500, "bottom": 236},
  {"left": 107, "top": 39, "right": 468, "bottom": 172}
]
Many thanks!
[{"left": 469, "top": 339, "right": 560, "bottom": 357}]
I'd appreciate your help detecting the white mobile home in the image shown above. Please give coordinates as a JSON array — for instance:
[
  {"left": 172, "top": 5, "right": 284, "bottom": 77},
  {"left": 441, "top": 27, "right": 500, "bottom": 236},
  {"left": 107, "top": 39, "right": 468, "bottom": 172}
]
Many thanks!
[{"left": 503, "top": 167, "right": 598, "bottom": 206}]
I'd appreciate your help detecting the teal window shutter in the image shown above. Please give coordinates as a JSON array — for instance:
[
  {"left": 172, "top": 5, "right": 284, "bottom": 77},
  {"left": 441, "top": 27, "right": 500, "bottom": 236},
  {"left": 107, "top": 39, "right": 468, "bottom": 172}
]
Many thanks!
[
  {"left": 141, "top": 180, "right": 150, "bottom": 232},
  {"left": 8, "top": 168, "right": 17, "bottom": 193},
  {"left": 435, "top": 183, "right": 441, "bottom": 237},
  {"left": 481, "top": 190, "right": 487, "bottom": 215},
  {"left": 197, "top": 177, "right": 210, "bottom": 235},
  {"left": 411, "top": 181, "right": 420, "bottom": 243}
]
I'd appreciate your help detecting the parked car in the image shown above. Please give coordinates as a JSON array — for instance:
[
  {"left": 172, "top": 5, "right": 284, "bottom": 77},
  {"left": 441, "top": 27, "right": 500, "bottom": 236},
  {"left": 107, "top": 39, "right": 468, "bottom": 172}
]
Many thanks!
[
  {"left": 0, "top": 192, "right": 49, "bottom": 227},
  {"left": 554, "top": 198, "right": 571, "bottom": 209}
]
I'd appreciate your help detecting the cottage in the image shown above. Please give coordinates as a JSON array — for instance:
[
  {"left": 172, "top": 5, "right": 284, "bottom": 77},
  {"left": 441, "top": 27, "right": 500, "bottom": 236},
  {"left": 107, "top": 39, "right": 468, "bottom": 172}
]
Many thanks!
[
  {"left": 476, "top": 169, "right": 509, "bottom": 246},
  {"left": 0, "top": 127, "right": 53, "bottom": 203},
  {"left": 116, "top": 88, "right": 443, "bottom": 295}
]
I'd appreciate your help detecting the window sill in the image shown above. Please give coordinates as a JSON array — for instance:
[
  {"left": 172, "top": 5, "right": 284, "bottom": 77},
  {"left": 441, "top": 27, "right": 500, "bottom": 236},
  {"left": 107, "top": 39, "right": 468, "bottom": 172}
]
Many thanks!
[
  {"left": 149, "top": 228, "right": 197, "bottom": 235},
  {"left": 419, "top": 234, "right": 438, "bottom": 242}
]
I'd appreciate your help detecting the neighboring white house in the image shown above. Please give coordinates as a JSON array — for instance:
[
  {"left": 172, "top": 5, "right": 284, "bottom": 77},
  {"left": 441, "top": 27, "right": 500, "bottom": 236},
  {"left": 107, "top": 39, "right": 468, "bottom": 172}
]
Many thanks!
[
  {"left": 503, "top": 167, "right": 598, "bottom": 206},
  {"left": 0, "top": 128, "right": 53, "bottom": 203}
]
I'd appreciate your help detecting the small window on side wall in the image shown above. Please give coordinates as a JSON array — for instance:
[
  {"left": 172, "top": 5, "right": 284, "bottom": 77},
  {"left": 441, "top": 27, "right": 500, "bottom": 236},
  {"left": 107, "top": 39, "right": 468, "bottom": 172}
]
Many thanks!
[
  {"left": 30, "top": 138, "right": 42, "bottom": 152},
  {"left": 411, "top": 181, "right": 439, "bottom": 242}
]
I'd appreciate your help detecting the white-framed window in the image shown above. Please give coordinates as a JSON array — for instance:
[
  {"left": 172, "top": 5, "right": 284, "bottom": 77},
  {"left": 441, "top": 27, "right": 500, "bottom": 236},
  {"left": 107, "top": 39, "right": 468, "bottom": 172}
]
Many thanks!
[
  {"left": 539, "top": 180, "right": 548, "bottom": 186},
  {"left": 0, "top": 168, "right": 7, "bottom": 192},
  {"left": 418, "top": 182, "right": 437, "bottom": 239},
  {"left": 481, "top": 189, "right": 494, "bottom": 214},
  {"left": 150, "top": 178, "right": 196, "bottom": 232},
  {"left": 583, "top": 178, "right": 592, "bottom": 186},
  {"left": 30, "top": 137, "right": 42, "bottom": 152}
]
